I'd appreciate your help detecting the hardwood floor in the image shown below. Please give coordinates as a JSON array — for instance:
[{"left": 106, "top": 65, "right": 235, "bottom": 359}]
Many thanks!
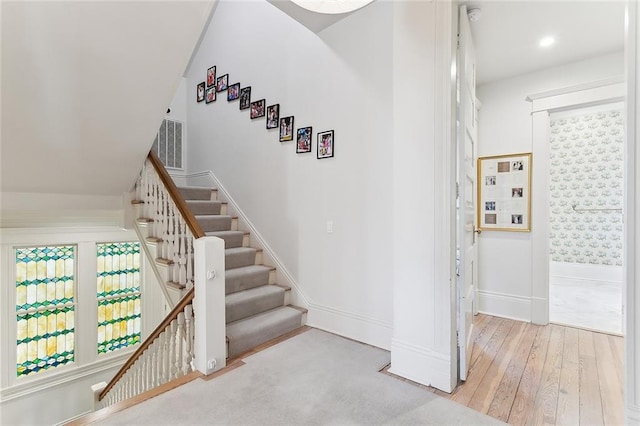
[{"left": 386, "top": 314, "right": 624, "bottom": 425}]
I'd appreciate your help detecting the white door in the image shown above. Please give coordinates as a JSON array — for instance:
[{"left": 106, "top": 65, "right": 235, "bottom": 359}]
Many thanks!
[{"left": 457, "top": 4, "right": 478, "bottom": 382}]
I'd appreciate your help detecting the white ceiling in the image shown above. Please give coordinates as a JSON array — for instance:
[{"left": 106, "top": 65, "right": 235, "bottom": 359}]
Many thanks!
[
  {"left": 1, "top": 1, "right": 214, "bottom": 197},
  {"left": 466, "top": 1, "right": 626, "bottom": 85}
]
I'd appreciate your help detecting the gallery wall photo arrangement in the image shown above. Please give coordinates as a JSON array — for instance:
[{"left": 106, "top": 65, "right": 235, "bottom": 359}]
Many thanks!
[
  {"left": 228, "top": 83, "right": 240, "bottom": 101},
  {"left": 239, "top": 87, "right": 251, "bottom": 110},
  {"left": 196, "top": 82, "right": 205, "bottom": 102},
  {"left": 280, "top": 116, "right": 294, "bottom": 142},
  {"left": 250, "top": 99, "right": 265, "bottom": 119},
  {"left": 207, "top": 66, "right": 216, "bottom": 87},
  {"left": 205, "top": 86, "right": 216, "bottom": 103},
  {"left": 296, "top": 127, "right": 312, "bottom": 153},
  {"left": 317, "top": 130, "right": 334, "bottom": 159},
  {"left": 266, "top": 104, "right": 280, "bottom": 129},
  {"left": 216, "top": 74, "right": 228, "bottom": 92},
  {"left": 477, "top": 152, "right": 532, "bottom": 232}
]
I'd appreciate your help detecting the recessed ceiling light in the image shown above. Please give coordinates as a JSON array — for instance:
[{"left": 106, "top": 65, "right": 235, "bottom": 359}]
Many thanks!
[{"left": 539, "top": 36, "right": 555, "bottom": 48}]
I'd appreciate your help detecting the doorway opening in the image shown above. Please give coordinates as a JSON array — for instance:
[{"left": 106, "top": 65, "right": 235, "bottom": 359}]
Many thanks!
[{"left": 548, "top": 102, "right": 624, "bottom": 335}]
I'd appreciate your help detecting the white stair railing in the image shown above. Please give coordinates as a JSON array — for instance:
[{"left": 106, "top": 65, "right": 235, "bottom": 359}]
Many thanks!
[
  {"left": 137, "top": 154, "right": 202, "bottom": 291},
  {"left": 97, "top": 288, "right": 195, "bottom": 407},
  {"left": 92, "top": 152, "right": 226, "bottom": 412}
]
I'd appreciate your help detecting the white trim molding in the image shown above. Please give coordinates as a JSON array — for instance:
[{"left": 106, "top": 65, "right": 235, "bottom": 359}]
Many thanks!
[
  {"left": 0, "top": 351, "right": 130, "bottom": 402},
  {"left": 307, "top": 303, "right": 392, "bottom": 350},
  {"left": 389, "top": 339, "right": 453, "bottom": 393},
  {"left": 476, "top": 290, "right": 532, "bottom": 322}
]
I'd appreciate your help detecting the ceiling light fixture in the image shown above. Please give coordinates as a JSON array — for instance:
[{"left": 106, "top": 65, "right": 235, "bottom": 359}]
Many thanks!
[
  {"left": 290, "top": 0, "right": 374, "bottom": 14},
  {"left": 539, "top": 36, "right": 555, "bottom": 48}
]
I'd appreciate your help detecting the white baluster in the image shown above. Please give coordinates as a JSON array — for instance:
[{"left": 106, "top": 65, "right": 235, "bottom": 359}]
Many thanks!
[
  {"left": 184, "top": 304, "right": 194, "bottom": 373},
  {"left": 169, "top": 319, "right": 178, "bottom": 380},
  {"left": 186, "top": 234, "right": 194, "bottom": 289},
  {"left": 176, "top": 312, "right": 185, "bottom": 376},
  {"left": 150, "top": 342, "right": 158, "bottom": 388},
  {"left": 179, "top": 221, "right": 187, "bottom": 287}
]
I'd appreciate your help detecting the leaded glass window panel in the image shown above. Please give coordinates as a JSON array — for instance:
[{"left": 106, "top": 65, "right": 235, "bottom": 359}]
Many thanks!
[
  {"left": 15, "top": 245, "right": 75, "bottom": 377},
  {"left": 96, "top": 242, "right": 141, "bottom": 354}
]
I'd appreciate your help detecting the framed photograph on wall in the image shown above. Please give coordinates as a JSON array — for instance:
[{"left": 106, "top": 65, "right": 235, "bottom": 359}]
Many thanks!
[
  {"left": 317, "top": 130, "right": 334, "bottom": 159},
  {"left": 216, "top": 74, "right": 228, "bottom": 92},
  {"left": 296, "top": 127, "right": 312, "bottom": 153},
  {"left": 477, "top": 152, "right": 532, "bottom": 232},
  {"left": 205, "top": 87, "right": 216, "bottom": 103},
  {"left": 239, "top": 87, "right": 251, "bottom": 110},
  {"left": 279, "top": 116, "right": 294, "bottom": 142},
  {"left": 206, "top": 66, "right": 216, "bottom": 88},
  {"left": 250, "top": 99, "right": 265, "bottom": 119},
  {"left": 196, "top": 82, "right": 205, "bottom": 103},
  {"left": 227, "top": 83, "right": 240, "bottom": 101},
  {"left": 266, "top": 104, "right": 279, "bottom": 129}
]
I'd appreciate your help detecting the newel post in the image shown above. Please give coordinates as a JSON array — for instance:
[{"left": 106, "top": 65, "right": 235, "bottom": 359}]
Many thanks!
[{"left": 193, "top": 236, "right": 226, "bottom": 374}]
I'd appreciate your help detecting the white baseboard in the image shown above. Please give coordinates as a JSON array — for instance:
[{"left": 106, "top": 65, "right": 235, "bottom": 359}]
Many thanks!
[
  {"left": 477, "top": 290, "right": 531, "bottom": 322},
  {"left": 307, "top": 303, "right": 392, "bottom": 351},
  {"left": 55, "top": 410, "right": 92, "bottom": 426},
  {"left": 182, "top": 170, "right": 310, "bottom": 308},
  {"left": 168, "top": 171, "right": 188, "bottom": 187},
  {"left": 628, "top": 404, "right": 640, "bottom": 425},
  {"left": 550, "top": 261, "right": 623, "bottom": 284},
  {"left": 389, "top": 339, "right": 453, "bottom": 393},
  {"left": 530, "top": 296, "right": 549, "bottom": 325}
]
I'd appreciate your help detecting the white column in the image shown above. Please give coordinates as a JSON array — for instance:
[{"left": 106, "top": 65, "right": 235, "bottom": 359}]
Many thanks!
[
  {"left": 531, "top": 111, "right": 551, "bottom": 325},
  {"left": 193, "top": 236, "right": 226, "bottom": 375},
  {"left": 626, "top": 1, "right": 640, "bottom": 423},
  {"left": 390, "top": 0, "right": 457, "bottom": 393}
]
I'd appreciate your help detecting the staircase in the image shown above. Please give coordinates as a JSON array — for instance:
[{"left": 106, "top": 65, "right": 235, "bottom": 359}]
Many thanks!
[{"left": 176, "top": 185, "right": 306, "bottom": 358}]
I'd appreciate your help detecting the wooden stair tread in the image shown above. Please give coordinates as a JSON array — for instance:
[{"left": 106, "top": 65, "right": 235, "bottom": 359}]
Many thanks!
[
  {"left": 156, "top": 258, "right": 173, "bottom": 265},
  {"left": 166, "top": 281, "right": 186, "bottom": 290},
  {"left": 287, "top": 304, "right": 308, "bottom": 314},
  {"left": 131, "top": 200, "right": 144, "bottom": 205}
]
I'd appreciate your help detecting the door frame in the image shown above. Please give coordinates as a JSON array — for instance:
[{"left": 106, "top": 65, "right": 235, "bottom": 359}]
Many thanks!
[{"left": 527, "top": 79, "right": 625, "bottom": 325}]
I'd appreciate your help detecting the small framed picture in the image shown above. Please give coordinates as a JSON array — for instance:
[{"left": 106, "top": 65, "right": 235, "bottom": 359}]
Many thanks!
[
  {"left": 227, "top": 83, "right": 240, "bottom": 101},
  {"left": 279, "top": 116, "right": 294, "bottom": 142},
  {"left": 296, "top": 127, "right": 312, "bottom": 153},
  {"left": 205, "top": 87, "right": 216, "bottom": 103},
  {"left": 216, "top": 74, "right": 228, "bottom": 92},
  {"left": 266, "top": 104, "right": 280, "bottom": 129},
  {"left": 196, "top": 82, "right": 205, "bottom": 103},
  {"left": 206, "top": 66, "right": 216, "bottom": 88},
  {"left": 317, "top": 130, "right": 334, "bottom": 159},
  {"left": 477, "top": 152, "right": 532, "bottom": 232},
  {"left": 250, "top": 99, "right": 265, "bottom": 119},
  {"left": 239, "top": 87, "right": 251, "bottom": 110}
]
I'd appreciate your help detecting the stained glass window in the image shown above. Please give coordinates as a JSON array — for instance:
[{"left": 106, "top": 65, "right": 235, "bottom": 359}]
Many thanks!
[
  {"left": 97, "top": 242, "right": 141, "bottom": 354},
  {"left": 16, "top": 245, "right": 75, "bottom": 377}
]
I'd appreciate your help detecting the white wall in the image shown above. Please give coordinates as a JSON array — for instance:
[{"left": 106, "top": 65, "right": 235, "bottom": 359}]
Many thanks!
[
  {"left": 476, "top": 52, "right": 625, "bottom": 321},
  {"left": 185, "top": 0, "right": 394, "bottom": 349}
]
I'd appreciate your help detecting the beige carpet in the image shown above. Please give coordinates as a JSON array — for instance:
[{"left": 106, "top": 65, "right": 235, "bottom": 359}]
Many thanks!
[{"left": 95, "top": 329, "right": 504, "bottom": 425}]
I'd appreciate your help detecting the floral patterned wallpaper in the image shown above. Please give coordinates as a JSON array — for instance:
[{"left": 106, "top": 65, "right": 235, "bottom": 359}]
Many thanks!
[{"left": 549, "top": 108, "right": 624, "bottom": 266}]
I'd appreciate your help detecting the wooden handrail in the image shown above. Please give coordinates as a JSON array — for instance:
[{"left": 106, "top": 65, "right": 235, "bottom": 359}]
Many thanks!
[
  {"left": 99, "top": 287, "right": 195, "bottom": 400},
  {"left": 147, "top": 151, "right": 205, "bottom": 238}
]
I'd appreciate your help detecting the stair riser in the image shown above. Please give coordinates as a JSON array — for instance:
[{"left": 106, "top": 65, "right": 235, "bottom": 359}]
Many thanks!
[
  {"left": 226, "top": 289, "right": 285, "bottom": 323},
  {"left": 178, "top": 187, "right": 217, "bottom": 201},
  {"left": 197, "top": 216, "right": 233, "bottom": 232},
  {"left": 226, "top": 309, "right": 304, "bottom": 358},
  {"left": 186, "top": 201, "right": 222, "bottom": 215},
  {"left": 225, "top": 250, "right": 257, "bottom": 270},
  {"left": 226, "top": 269, "right": 276, "bottom": 294}
]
